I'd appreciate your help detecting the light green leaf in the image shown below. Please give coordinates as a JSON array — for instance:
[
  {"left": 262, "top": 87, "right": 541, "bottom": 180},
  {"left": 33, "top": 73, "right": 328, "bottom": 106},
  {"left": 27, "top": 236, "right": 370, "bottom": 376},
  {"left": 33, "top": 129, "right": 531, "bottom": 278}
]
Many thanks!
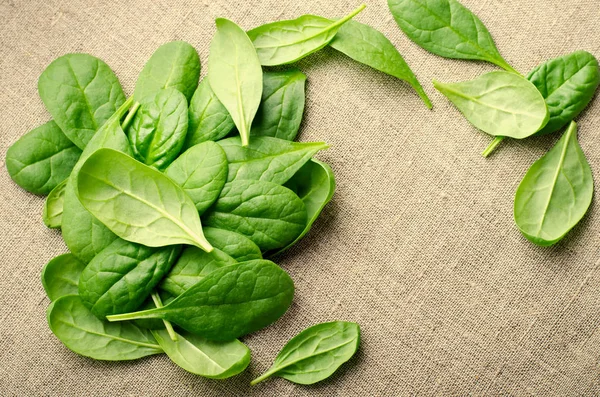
[
  {"left": 41, "top": 254, "right": 86, "bottom": 301},
  {"left": 42, "top": 179, "right": 68, "bottom": 228}
]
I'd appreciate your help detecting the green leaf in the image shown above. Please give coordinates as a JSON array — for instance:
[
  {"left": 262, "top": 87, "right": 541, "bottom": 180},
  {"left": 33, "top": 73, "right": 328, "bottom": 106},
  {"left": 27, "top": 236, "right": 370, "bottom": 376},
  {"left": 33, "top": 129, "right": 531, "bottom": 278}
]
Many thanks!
[
  {"left": 208, "top": 18, "right": 263, "bottom": 146},
  {"left": 107, "top": 260, "right": 295, "bottom": 341},
  {"left": 202, "top": 179, "right": 307, "bottom": 251},
  {"left": 251, "top": 321, "right": 360, "bottom": 385},
  {"left": 217, "top": 136, "right": 328, "bottom": 185},
  {"left": 133, "top": 41, "right": 200, "bottom": 102},
  {"left": 75, "top": 148, "right": 213, "bottom": 252},
  {"left": 433, "top": 71, "right": 549, "bottom": 139},
  {"left": 514, "top": 122, "right": 593, "bottom": 246},
  {"left": 527, "top": 51, "right": 600, "bottom": 136},
  {"left": 329, "top": 20, "right": 431, "bottom": 108},
  {"left": 251, "top": 69, "right": 306, "bottom": 140},
  {"left": 152, "top": 329, "right": 251, "bottom": 379},
  {"left": 41, "top": 254, "right": 86, "bottom": 301},
  {"left": 128, "top": 88, "right": 188, "bottom": 170},
  {"left": 47, "top": 295, "right": 162, "bottom": 361},
  {"left": 165, "top": 141, "right": 228, "bottom": 214},
  {"left": 185, "top": 79, "right": 235, "bottom": 148},
  {"left": 248, "top": 5, "right": 366, "bottom": 66},
  {"left": 387, "top": 0, "right": 516, "bottom": 72},
  {"left": 6, "top": 121, "right": 81, "bottom": 195},
  {"left": 43, "top": 179, "right": 68, "bottom": 228},
  {"left": 38, "top": 54, "right": 126, "bottom": 149},
  {"left": 159, "top": 246, "right": 237, "bottom": 297},
  {"left": 78, "top": 239, "right": 181, "bottom": 318},
  {"left": 204, "top": 227, "right": 263, "bottom": 262}
]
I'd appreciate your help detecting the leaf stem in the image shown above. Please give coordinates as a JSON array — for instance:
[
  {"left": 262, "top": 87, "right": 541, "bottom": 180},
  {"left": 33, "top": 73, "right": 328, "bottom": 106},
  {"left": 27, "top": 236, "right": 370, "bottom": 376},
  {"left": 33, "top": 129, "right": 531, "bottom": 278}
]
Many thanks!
[
  {"left": 493, "top": 58, "right": 521, "bottom": 76},
  {"left": 121, "top": 101, "right": 141, "bottom": 130},
  {"left": 106, "top": 308, "right": 159, "bottom": 322},
  {"left": 250, "top": 368, "right": 279, "bottom": 386},
  {"left": 151, "top": 292, "right": 178, "bottom": 342},
  {"left": 481, "top": 136, "right": 505, "bottom": 157}
]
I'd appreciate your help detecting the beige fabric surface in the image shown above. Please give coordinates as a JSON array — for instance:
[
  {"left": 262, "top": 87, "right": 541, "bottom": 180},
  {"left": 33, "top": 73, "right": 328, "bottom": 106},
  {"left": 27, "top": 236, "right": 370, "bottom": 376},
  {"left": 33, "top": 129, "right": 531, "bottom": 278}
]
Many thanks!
[{"left": 2, "top": 0, "right": 600, "bottom": 395}]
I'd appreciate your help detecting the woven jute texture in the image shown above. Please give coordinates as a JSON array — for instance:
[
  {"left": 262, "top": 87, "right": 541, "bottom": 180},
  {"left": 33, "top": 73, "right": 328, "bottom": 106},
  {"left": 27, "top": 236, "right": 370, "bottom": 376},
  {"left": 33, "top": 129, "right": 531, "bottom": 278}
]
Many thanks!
[{"left": 2, "top": 0, "right": 600, "bottom": 395}]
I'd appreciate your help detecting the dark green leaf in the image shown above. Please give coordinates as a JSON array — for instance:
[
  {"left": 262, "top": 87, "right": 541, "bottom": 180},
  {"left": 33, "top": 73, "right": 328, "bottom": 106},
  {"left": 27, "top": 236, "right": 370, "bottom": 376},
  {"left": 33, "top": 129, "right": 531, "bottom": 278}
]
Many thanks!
[{"left": 204, "top": 227, "right": 263, "bottom": 262}]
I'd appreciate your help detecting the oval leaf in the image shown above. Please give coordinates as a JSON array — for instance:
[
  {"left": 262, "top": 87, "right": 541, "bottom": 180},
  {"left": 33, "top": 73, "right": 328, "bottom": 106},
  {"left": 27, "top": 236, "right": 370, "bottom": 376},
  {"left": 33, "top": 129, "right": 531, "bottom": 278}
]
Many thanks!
[
  {"left": 43, "top": 179, "right": 68, "bottom": 228},
  {"left": 41, "top": 254, "right": 86, "bottom": 301},
  {"left": 204, "top": 227, "right": 263, "bottom": 262}
]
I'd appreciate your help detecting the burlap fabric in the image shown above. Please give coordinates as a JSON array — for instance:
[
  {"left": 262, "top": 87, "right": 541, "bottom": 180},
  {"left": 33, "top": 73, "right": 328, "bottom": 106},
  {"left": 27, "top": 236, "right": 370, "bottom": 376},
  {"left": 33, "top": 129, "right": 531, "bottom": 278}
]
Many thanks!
[{"left": 1, "top": 0, "right": 600, "bottom": 395}]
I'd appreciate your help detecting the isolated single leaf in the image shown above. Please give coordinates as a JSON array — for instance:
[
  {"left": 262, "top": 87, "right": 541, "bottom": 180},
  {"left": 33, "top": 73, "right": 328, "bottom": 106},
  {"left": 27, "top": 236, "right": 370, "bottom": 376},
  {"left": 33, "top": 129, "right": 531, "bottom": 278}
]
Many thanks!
[
  {"left": 387, "top": 0, "right": 516, "bottom": 72},
  {"left": 248, "top": 5, "right": 365, "bottom": 66},
  {"left": 107, "top": 260, "right": 295, "bottom": 341},
  {"left": 329, "top": 20, "right": 431, "bottom": 108},
  {"left": 217, "top": 136, "right": 328, "bottom": 184},
  {"left": 208, "top": 18, "right": 263, "bottom": 146},
  {"left": 6, "top": 121, "right": 81, "bottom": 195},
  {"left": 252, "top": 321, "right": 360, "bottom": 385},
  {"left": 204, "top": 227, "right": 263, "bottom": 262},
  {"left": 527, "top": 51, "right": 600, "bottom": 135},
  {"left": 76, "top": 148, "right": 213, "bottom": 252},
  {"left": 165, "top": 141, "right": 228, "bottom": 214},
  {"left": 433, "top": 71, "right": 549, "bottom": 139},
  {"left": 41, "top": 254, "right": 86, "bottom": 301},
  {"left": 38, "top": 54, "right": 126, "bottom": 149},
  {"left": 43, "top": 179, "right": 68, "bottom": 228},
  {"left": 514, "top": 122, "right": 593, "bottom": 246}
]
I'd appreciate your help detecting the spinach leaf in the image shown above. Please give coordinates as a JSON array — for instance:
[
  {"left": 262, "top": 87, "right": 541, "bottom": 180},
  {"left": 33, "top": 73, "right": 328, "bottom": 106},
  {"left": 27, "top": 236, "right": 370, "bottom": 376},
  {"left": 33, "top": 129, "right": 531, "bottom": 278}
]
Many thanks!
[
  {"left": 247, "top": 5, "right": 366, "bottom": 66},
  {"left": 41, "top": 254, "right": 86, "bottom": 301},
  {"left": 164, "top": 141, "right": 228, "bottom": 214},
  {"left": 514, "top": 122, "right": 593, "bottom": 246},
  {"left": 133, "top": 41, "right": 200, "bottom": 102},
  {"left": 152, "top": 329, "right": 251, "bottom": 379},
  {"left": 107, "top": 260, "right": 295, "bottom": 341},
  {"left": 128, "top": 88, "right": 188, "bottom": 170},
  {"left": 270, "top": 159, "right": 336, "bottom": 256},
  {"left": 76, "top": 148, "right": 213, "bottom": 252},
  {"left": 202, "top": 179, "right": 307, "bottom": 251},
  {"left": 433, "top": 71, "right": 549, "bottom": 139},
  {"left": 387, "top": 0, "right": 516, "bottom": 73},
  {"left": 217, "top": 136, "right": 328, "bottom": 185},
  {"left": 251, "top": 69, "right": 306, "bottom": 140},
  {"left": 251, "top": 321, "right": 360, "bottom": 385},
  {"left": 38, "top": 54, "right": 126, "bottom": 149},
  {"left": 47, "top": 295, "right": 162, "bottom": 360},
  {"left": 78, "top": 239, "right": 181, "bottom": 318},
  {"left": 159, "top": 246, "right": 237, "bottom": 297},
  {"left": 6, "top": 121, "right": 81, "bottom": 195},
  {"left": 528, "top": 51, "right": 600, "bottom": 135},
  {"left": 208, "top": 18, "right": 263, "bottom": 146},
  {"left": 204, "top": 227, "right": 263, "bottom": 262},
  {"left": 329, "top": 20, "right": 432, "bottom": 108},
  {"left": 43, "top": 179, "right": 67, "bottom": 228},
  {"left": 185, "top": 79, "right": 235, "bottom": 149}
]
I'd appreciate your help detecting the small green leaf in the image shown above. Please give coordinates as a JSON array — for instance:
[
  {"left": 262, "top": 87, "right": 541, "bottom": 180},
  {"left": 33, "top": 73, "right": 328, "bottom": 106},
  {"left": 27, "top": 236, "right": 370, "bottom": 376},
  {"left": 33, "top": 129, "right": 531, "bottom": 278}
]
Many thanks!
[
  {"left": 41, "top": 254, "right": 86, "bottom": 301},
  {"left": 203, "top": 227, "right": 263, "bottom": 262},
  {"left": 43, "top": 179, "right": 68, "bottom": 228}
]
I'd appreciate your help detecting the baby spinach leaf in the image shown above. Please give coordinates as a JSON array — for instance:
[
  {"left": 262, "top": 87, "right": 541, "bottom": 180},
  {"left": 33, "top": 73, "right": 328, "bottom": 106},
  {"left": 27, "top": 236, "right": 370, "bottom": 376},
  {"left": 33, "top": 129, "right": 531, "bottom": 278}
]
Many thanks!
[
  {"left": 164, "top": 141, "right": 228, "bottom": 214},
  {"left": 251, "top": 321, "right": 360, "bottom": 385},
  {"left": 152, "top": 329, "right": 251, "bottom": 379},
  {"left": 204, "top": 227, "right": 263, "bottom": 262},
  {"left": 202, "top": 179, "right": 307, "bottom": 251},
  {"left": 38, "top": 54, "right": 126, "bottom": 149},
  {"left": 159, "top": 246, "right": 237, "bottom": 297},
  {"left": 270, "top": 159, "right": 336, "bottom": 256},
  {"left": 47, "top": 295, "right": 162, "bottom": 360},
  {"left": 329, "top": 20, "right": 431, "bottom": 108},
  {"left": 217, "top": 136, "right": 328, "bottom": 185},
  {"left": 433, "top": 71, "right": 549, "bottom": 139},
  {"left": 208, "top": 18, "right": 263, "bottom": 146},
  {"left": 514, "top": 122, "right": 593, "bottom": 246},
  {"left": 387, "top": 0, "right": 516, "bottom": 73},
  {"left": 43, "top": 179, "right": 68, "bottom": 228},
  {"left": 128, "top": 88, "right": 188, "bottom": 170},
  {"left": 528, "top": 51, "right": 600, "bottom": 135},
  {"left": 185, "top": 79, "right": 234, "bottom": 149},
  {"left": 251, "top": 69, "right": 306, "bottom": 140},
  {"left": 247, "top": 5, "right": 366, "bottom": 66},
  {"left": 41, "top": 254, "right": 86, "bottom": 301},
  {"left": 6, "top": 121, "right": 81, "bottom": 195},
  {"left": 107, "top": 260, "right": 295, "bottom": 341},
  {"left": 133, "top": 41, "right": 200, "bottom": 102},
  {"left": 76, "top": 148, "right": 213, "bottom": 252},
  {"left": 78, "top": 239, "right": 181, "bottom": 318}
]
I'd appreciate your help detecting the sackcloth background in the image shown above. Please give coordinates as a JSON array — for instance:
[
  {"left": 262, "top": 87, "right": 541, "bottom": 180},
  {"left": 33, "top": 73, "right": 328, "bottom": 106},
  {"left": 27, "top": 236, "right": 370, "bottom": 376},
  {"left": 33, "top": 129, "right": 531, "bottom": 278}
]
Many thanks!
[{"left": 2, "top": 0, "right": 600, "bottom": 395}]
